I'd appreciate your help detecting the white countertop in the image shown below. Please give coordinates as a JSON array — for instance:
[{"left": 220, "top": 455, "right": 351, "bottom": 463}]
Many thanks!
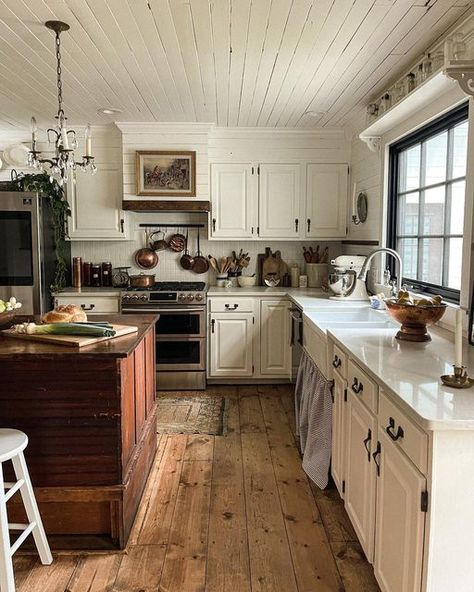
[{"left": 329, "top": 326, "right": 474, "bottom": 431}]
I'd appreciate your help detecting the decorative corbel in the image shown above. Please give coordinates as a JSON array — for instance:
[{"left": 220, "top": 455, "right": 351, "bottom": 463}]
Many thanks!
[
  {"left": 359, "top": 136, "right": 382, "bottom": 152},
  {"left": 444, "top": 61, "right": 474, "bottom": 97}
]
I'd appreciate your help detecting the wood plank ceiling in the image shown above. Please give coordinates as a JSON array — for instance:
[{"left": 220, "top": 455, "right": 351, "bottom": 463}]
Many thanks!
[{"left": 0, "top": 0, "right": 470, "bottom": 131}]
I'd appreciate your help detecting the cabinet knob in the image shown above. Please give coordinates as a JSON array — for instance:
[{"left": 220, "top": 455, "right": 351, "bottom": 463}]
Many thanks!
[
  {"left": 332, "top": 355, "right": 342, "bottom": 368},
  {"left": 351, "top": 377, "right": 363, "bottom": 394},
  {"left": 386, "top": 417, "right": 404, "bottom": 441},
  {"left": 80, "top": 304, "right": 96, "bottom": 311}
]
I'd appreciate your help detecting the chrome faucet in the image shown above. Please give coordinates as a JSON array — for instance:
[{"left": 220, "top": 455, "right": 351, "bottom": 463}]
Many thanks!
[{"left": 357, "top": 248, "right": 403, "bottom": 293}]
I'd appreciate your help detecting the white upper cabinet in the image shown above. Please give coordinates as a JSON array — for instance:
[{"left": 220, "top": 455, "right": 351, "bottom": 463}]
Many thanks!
[
  {"left": 67, "top": 164, "right": 128, "bottom": 240},
  {"left": 210, "top": 163, "right": 256, "bottom": 238},
  {"left": 305, "top": 163, "right": 348, "bottom": 238},
  {"left": 258, "top": 164, "right": 301, "bottom": 238}
]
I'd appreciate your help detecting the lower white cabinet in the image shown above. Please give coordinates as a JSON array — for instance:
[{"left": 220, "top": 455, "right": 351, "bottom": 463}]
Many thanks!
[
  {"left": 374, "top": 428, "right": 425, "bottom": 592},
  {"left": 54, "top": 294, "right": 119, "bottom": 314},
  {"left": 260, "top": 300, "right": 291, "bottom": 376},
  {"left": 345, "top": 387, "right": 377, "bottom": 562},
  {"left": 209, "top": 313, "right": 254, "bottom": 377},
  {"left": 331, "top": 372, "right": 346, "bottom": 497}
]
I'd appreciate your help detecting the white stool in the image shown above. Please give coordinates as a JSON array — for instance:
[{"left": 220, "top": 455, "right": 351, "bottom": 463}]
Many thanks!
[{"left": 0, "top": 429, "right": 52, "bottom": 592}]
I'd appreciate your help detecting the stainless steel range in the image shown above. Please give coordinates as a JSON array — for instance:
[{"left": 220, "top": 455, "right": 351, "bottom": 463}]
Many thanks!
[{"left": 121, "top": 281, "right": 207, "bottom": 391}]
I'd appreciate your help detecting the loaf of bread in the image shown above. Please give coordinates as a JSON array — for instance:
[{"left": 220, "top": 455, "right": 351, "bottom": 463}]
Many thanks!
[{"left": 42, "top": 304, "right": 87, "bottom": 324}]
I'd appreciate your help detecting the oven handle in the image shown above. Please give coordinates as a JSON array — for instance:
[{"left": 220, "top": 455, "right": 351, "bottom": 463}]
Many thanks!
[{"left": 122, "top": 307, "right": 205, "bottom": 313}]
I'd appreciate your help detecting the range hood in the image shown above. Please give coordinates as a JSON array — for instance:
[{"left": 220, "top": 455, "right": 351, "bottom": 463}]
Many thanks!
[{"left": 122, "top": 200, "right": 211, "bottom": 213}]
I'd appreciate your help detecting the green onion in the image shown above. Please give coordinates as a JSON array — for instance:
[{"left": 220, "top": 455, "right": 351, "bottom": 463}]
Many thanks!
[{"left": 13, "top": 322, "right": 116, "bottom": 337}]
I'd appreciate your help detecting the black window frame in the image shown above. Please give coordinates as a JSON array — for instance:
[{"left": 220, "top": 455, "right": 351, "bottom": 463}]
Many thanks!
[{"left": 387, "top": 102, "right": 469, "bottom": 303}]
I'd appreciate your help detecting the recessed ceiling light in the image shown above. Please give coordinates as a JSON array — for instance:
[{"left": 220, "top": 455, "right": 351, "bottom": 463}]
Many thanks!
[
  {"left": 98, "top": 107, "right": 122, "bottom": 115},
  {"left": 304, "top": 110, "right": 325, "bottom": 118}
]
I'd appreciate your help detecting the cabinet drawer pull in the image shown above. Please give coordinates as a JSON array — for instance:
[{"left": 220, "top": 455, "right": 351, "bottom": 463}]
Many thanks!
[
  {"left": 351, "top": 377, "right": 363, "bottom": 394},
  {"left": 363, "top": 428, "right": 372, "bottom": 462},
  {"left": 386, "top": 417, "right": 404, "bottom": 441},
  {"left": 224, "top": 303, "right": 239, "bottom": 310},
  {"left": 332, "top": 355, "right": 342, "bottom": 369},
  {"left": 81, "top": 304, "right": 96, "bottom": 311},
  {"left": 372, "top": 441, "right": 381, "bottom": 476}
]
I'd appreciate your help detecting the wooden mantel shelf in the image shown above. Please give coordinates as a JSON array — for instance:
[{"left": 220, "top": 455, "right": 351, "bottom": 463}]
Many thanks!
[
  {"left": 359, "top": 71, "right": 458, "bottom": 150},
  {"left": 122, "top": 200, "right": 211, "bottom": 212}
]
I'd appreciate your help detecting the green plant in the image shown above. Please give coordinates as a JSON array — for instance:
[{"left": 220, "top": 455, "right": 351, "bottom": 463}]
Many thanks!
[{"left": 17, "top": 172, "right": 71, "bottom": 292}]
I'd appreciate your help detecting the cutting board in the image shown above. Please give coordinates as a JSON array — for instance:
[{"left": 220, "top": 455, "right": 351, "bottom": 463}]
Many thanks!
[{"left": 0, "top": 324, "right": 138, "bottom": 348}]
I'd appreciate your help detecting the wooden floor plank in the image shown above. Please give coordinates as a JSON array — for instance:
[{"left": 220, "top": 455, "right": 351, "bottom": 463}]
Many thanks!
[
  {"left": 16, "top": 556, "right": 78, "bottom": 592},
  {"left": 206, "top": 433, "right": 250, "bottom": 592},
  {"left": 66, "top": 553, "right": 122, "bottom": 592},
  {"left": 239, "top": 395, "right": 266, "bottom": 433},
  {"left": 112, "top": 544, "right": 167, "bottom": 592},
  {"left": 331, "top": 542, "right": 380, "bottom": 592},
  {"left": 260, "top": 392, "right": 344, "bottom": 592},
  {"left": 136, "top": 435, "right": 187, "bottom": 546},
  {"left": 310, "top": 482, "right": 358, "bottom": 544},
  {"left": 159, "top": 460, "right": 213, "bottom": 592},
  {"left": 241, "top": 432, "right": 298, "bottom": 592}
]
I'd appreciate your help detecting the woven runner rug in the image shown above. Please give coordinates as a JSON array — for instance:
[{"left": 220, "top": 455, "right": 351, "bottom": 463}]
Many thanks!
[{"left": 156, "top": 394, "right": 228, "bottom": 435}]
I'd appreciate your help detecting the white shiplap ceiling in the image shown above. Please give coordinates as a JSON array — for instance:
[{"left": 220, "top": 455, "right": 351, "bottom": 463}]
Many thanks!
[{"left": 0, "top": 0, "right": 470, "bottom": 132}]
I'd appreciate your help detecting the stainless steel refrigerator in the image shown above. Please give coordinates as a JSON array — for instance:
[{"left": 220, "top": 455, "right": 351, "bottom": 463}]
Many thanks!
[{"left": 0, "top": 191, "right": 70, "bottom": 315}]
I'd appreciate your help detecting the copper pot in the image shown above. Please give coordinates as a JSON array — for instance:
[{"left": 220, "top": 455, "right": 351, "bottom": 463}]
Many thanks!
[
  {"left": 135, "top": 230, "right": 159, "bottom": 269},
  {"left": 129, "top": 273, "right": 155, "bottom": 288},
  {"left": 180, "top": 229, "right": 194, "bottom": 270}
]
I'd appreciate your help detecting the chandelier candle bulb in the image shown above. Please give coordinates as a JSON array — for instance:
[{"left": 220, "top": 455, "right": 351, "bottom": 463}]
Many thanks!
[
  {"left": 61, "top": 126, "right": 70, "bottom": 150},
  {"left": 352, "top": 183, "right": 357, "bottom": 217},
  {"left": 30, "top": 117, "right": 37, "bottom": 144},
  {"left": 455, "top": 308, "right": 463, "bottom": 368},
  {"left": 85, "top": 124, "right": 92, "bottom": 157}
]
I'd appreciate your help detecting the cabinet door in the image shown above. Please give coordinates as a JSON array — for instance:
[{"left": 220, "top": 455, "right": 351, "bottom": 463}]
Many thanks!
[
  {"left": 374, "top": 429, "right": 426, "bottom": 592},
  {"left": 67, "top": 165, "right": 127, "bottom": 240},
  {"left": 331, "top": 373, "right": 346, "bottom": 497},
  {"left": 209, "top": 313, "right": 254, "bottom": 377},
  {"left": 306, "top": 164, "right": 348, "bottom": 238},
  {"left": 210, "top": 163, "right": 256, "bottom": 239},
  {"left": 258, "top": 164, "right": 301, "bottom": 238},
  {"left": 345, "top": 391, "right": 377, "bottom": 562},
  {"left": 260, "top": 300, "right": 291, "bottom": 376}
]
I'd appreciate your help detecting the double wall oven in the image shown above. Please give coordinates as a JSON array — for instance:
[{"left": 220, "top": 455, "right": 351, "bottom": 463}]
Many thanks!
[{"left": 121, "top": 282, "right": 207, "bottom": 390}]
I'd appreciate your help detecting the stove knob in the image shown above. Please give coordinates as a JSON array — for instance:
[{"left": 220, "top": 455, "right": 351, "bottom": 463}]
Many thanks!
[
  {"left": 195, "top": 294, "right": 203, "bottom": 302},
  {"left": 122, "top": 294, "right": 131, "bottom": 301},
  {"left": 140, "top": 294, "right": 148, "bottom": 301},
  {"left": 178, "top": 293, "right": 187, "bottom": 301},
  {"left": 187, "top": 294, "right": 195, "bottom": 301},
  {"left": 131, "top": 294, "right": 139, "bottom": 301}
]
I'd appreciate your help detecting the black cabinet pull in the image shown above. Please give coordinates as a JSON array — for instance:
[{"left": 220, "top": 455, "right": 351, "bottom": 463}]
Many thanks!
[
  {"left": 80, "top": 304, "right": 95, "bottom": 311},
  {"left": 295, "top": 218, "right": 299, "bottom": 232},
  {"left": 363, "top": 428, "right": 372, "bottom": 462},
  {"left": 330, "top": 380, "right": 335, "bottom": 403},
  {"left": 372, "top": 441, "right": 381, "bottom": 476},
  {"left": 307, "top": 218, "right": 311, "bottom": 233},
  {"left": 251, "top": 226, "right": 254, "bottom": 234},
  {"left": 386, "top": 417, "right": 404, "bottom": 441},
  {"left": 351, "top": 378, "right": 363, "bottom": 394},
  {"left": 120, "top": 218, "right": 124, "bottom": 233},
  {"left": 211, "top": 319, "right": 215, "bottom": 333},
  {"left": 212, "top": 218, "right": 216, "bottom": 232},
  {"left": 332, "top": 355, "right": 342, "bottom": 369},
  {"left": 224, "top": 303, "right": 239, "bottom": 310}
]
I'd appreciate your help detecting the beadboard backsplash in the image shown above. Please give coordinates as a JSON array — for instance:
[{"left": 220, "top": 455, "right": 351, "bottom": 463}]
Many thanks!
[{"left": 70, "top": 212, "right": 341, "bottom": 284}]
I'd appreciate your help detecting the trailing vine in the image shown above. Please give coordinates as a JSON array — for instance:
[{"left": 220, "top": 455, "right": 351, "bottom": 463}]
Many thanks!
[{"left": 16, "top": 172, "right": 71, "bottom": 292}]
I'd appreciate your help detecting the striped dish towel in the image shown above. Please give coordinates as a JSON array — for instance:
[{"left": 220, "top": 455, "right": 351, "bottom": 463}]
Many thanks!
[{"left": 294, "top": 350, "right": 332, "bottom": 489}]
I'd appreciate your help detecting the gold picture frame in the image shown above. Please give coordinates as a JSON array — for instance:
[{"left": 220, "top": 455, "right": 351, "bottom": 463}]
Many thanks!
[{"left": 135, "top": 150, "right": 196, "bottom": 197}]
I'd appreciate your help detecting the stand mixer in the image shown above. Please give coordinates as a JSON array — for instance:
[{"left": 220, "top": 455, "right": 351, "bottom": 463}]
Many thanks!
[{"left": 328, "top": 255, "right": 368, "bottom": 301}]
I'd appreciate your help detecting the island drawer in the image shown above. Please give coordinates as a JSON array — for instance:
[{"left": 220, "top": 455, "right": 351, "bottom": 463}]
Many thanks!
[
  {"left": 347, "top": 359, "right": 378, "bottom": 413},
  {"left": 55, "top": 295, "right": 119, "bottom": 314},
  {"left": 209, "top": 298, "right": 254, "bottom": 313},
  {"left": 379, "top": 390, "right": 428, "bottom": 474},
  {"left": 331, "top": 344, "right": 347, "bottom": 379}
]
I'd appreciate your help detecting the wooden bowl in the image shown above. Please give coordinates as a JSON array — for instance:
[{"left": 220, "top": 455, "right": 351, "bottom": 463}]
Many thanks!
[
  {"left": 0, "top": 310, "right": 15, "bottom": 329},
  {"left": 385, "top": 299, "right": 447, "bottom": 342}
]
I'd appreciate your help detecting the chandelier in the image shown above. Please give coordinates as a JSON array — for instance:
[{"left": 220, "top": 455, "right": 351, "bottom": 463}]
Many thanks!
[{"left": 28, "top": 21, "right": 96, "bottom": 185}]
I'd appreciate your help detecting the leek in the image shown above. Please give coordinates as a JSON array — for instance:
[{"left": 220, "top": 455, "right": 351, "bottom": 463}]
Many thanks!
[{"left": 12, "top": 322, "right": 116, "bottom": 337}]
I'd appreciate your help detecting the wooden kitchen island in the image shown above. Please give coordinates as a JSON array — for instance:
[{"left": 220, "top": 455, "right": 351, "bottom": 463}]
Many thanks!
[{"left": 0, "top": 314, "right": 157, "bottom": 550}]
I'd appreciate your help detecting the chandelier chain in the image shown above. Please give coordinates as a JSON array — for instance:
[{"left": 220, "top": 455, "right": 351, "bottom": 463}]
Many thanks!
[{"left": 55, "top": 31, "right": 63, "bottom": 118}]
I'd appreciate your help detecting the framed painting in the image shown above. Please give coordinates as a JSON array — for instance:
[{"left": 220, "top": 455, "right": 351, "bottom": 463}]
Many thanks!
[{"left": 135, "top": 150, "right": 196, "bottom": 196}]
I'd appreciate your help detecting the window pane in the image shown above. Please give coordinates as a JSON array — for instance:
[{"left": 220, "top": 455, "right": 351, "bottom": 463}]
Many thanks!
[
  {"left": 450, "top": 181, "right": 465, "bottom": 234},
  {"left": 424, "top": 131, "right": 447, "bottom": 185},
  {"left": 399, "top": 145, "right": 420, "bottom": 192},
  {"left": 451, "top": 122, "right": 468, "bottom": 179},
  {"left": 398, "top": 238, "right": 418, "bottom": 279},
  {"left": 422, "top": 186, "right": 445, "bottom": 235},
  {"left": 420, "top": 238, "right": 443, "bottom": 285},
  {"left": 397, "top": 191, "right": 419, "bottom": 235},
  {"left": 447, "top": 238, "right": 463, "bottom": 290}
]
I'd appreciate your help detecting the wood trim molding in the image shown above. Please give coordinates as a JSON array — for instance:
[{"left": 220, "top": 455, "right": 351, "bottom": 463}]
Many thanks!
[
  {"left": 341, "top": 240, "right": 379, "bottom": 246},
  {"left": 122, "top": 200, "right": 211, "bottom": 212}
]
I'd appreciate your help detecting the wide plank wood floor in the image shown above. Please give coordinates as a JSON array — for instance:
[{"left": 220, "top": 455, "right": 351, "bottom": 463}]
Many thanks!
[{"left": 13, "top": 385, "right": 379, "bottom": 592}]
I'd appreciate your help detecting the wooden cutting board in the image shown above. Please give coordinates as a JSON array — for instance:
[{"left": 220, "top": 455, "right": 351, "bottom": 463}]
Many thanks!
[{"left": 0, "top": 324, "right": 138, "bottom": 348}]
